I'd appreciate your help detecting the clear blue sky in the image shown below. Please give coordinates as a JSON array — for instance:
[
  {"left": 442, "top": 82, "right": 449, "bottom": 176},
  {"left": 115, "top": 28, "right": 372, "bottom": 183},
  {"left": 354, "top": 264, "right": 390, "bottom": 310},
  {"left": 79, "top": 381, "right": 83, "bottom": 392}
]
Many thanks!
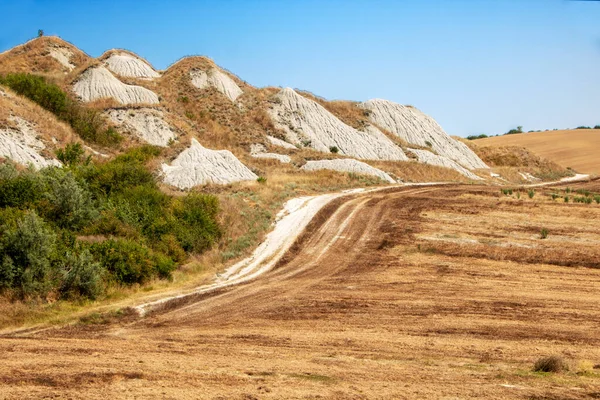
[{"left": 1, "top": 0, "right": 599, "bottom": 136}]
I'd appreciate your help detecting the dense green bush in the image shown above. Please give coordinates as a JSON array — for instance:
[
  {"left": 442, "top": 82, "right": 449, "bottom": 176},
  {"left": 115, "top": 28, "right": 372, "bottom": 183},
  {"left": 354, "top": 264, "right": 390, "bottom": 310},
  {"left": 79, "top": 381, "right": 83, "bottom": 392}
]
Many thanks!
[
  {"left": 0, "top": 146, "right": 222, "bottom": 300},
  {"left": 0, "top": 211, "right": 57, "bottom": 297},
  {"left": 59, "top": 248, "right": 103, "bottom": 300},
  {"left": 0, "top": 73, "right": 121, "bottom": 146},
  {"left": 90, "top": 239, "right": 175, "bottom": 285}
]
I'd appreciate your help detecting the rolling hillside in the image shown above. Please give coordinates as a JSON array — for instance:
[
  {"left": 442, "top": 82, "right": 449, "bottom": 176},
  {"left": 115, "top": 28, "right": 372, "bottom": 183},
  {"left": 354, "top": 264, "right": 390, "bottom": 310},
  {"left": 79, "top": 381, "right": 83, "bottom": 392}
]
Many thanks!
[{"left": 474, "top": 129, "right": 600, "bottom": 174}]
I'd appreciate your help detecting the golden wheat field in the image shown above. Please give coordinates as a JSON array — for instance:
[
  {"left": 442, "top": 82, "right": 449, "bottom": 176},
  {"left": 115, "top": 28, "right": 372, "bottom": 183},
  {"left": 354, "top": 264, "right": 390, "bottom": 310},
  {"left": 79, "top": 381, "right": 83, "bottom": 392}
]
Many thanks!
[{"left": 474, "top": 129, "right": 600, "bottom": 175}]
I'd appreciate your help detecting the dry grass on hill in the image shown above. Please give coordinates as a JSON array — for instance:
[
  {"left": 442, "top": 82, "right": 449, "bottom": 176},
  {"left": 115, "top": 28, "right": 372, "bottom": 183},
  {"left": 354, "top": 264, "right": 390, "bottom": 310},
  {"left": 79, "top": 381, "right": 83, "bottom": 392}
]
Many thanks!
[
  {"left": 474, "top": 129, "right": 600, "bottom": 175},
  {"left": 0, "top": 36, "right": 90, "bottom": 79},
  {"left": 464, "top": 140, "right": 573, "bottom": 181}
]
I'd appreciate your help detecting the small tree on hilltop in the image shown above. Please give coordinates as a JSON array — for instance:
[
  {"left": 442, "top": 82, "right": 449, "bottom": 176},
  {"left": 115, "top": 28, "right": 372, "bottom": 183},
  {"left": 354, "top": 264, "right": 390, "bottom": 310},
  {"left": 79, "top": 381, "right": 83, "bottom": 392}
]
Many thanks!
[{"left": 38, "top": 29, "right": 44, "bottom": 37}]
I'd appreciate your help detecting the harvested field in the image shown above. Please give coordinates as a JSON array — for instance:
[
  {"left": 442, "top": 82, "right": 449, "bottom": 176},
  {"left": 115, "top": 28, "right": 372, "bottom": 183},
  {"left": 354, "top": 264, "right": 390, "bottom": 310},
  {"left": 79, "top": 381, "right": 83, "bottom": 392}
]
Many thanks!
[
  {"left": 474, "top": 129, "right": 600, "bottom": 174},
  {"left": 1, "top": 185, "right": 600, "bottom": 399}
]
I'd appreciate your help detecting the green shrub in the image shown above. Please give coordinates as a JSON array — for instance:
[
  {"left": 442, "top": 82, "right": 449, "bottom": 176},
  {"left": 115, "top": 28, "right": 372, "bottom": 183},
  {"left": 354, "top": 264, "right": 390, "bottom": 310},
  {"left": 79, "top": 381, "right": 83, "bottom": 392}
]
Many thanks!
[
  {"left": 40, "top": 168, "right": 98, "bottom": 230},
  {"left": 540, "top": 228, "right": 549, "bottom": 239},
  {"left": 0, "top": 211, "right": 56, "bottom": 297},
  {"left": 173, "top": 193, "right": 221, "bottom": 253},
  {"left": 59, "top": 248, "right": 103, "bottom": 299},
  {"left": 595, "top": 196, "right": 600, "bottom": 204},
  {"left": 90, "top": 239, "right": 175, "bottom": 285},
  {"left": 505, "top": 126, "right": 523, "bottom": 135},
  {"left": 564, "top": 196, "right": 569, "bottom": 203},
  {"left": 551, "top": 193, "right": 559, "bottom": 200},
  {"left": 528, "top": 189, "right": 535, "bottom": 199},
  {"left": 0, "top": 73, "right": 121, "bottom": 146},
  {"left": 257, "top": 176, "right": 267, "bottom": 184},
  {"left": 329, "top": 146, "right": 339, "bottom": 153},
  {"left": 425, "top": 141, "right": 433, "bottom": 147},
  {"left": 0, "top": 167, "right": 44, "bottom": 208},
  {"left": 56, "top": 143, "right": 90, "bottom": 166}
]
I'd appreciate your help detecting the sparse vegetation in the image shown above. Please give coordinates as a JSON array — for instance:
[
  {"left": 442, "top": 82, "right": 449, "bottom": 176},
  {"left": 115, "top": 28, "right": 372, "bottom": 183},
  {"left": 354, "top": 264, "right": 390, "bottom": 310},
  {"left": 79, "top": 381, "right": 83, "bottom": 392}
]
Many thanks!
[
  {"left": 329, "top": 146, "right": 339, "bottom": 154},
  {"left": 528, "top": 189, "right": 535, "bottom": 199},
  {"left": 540, "top": 228, "right": 549, "bottom": 239},
  {"left": 533, "top": 355, "right": 567, "bottom": 373},
  {"left": 0, "top": 73, "right": 121, "bottom": 146},
  {"left": 466, "top": 134, "right": 488, "bottom": 140},
  {"left": 505, "top": 126, "right": 523, "bottom": 135}
]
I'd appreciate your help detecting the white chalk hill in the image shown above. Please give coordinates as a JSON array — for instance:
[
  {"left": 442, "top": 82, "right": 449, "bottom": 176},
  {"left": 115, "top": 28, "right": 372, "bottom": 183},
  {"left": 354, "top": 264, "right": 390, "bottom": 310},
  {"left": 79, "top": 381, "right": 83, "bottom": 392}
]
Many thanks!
[
  {"left": 104, "top": 52, "right": 160, "bottom": 79},
  {"left": 162, "top": 139, "right": 257, "bottom": 189},
  {"left": 408, "top": 149, "right": 481, "bottom": 180},
  {"left": 105, "top": 108, "right": 176, "bottom": 147},
  {"left": 190, "top": 68, "right": 243, "bottom": 102},
  {"left": 73, "top": 66, "right": 159, "bottom": 104},
  {"left": 302, "top": 159, "right": 395, "bottom": 183},
  {"left": 360, "top": 99, "right": 487, "bottom": 170},
  {"left": 0, "top": 116, "right": 61, "bottom": 169},
  {"left": 268, "top": 88, "right": 407, "bottom": 162}
]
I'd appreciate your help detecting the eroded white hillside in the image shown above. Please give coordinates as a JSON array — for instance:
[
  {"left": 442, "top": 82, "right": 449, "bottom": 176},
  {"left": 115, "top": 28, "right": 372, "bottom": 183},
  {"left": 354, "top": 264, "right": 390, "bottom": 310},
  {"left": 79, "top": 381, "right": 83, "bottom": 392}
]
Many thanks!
[
  {"left": 190, "top": 68, "right": 243, "bottom": 102},
  {"left": 0, "top": 116, "right": 61, "bottom": 169},
  {"left": 360, "top": 99, "right": 487, "bottom": 170},
  {"left": 48, "top": 46, "right": 75, "bottom": 71},
  {"left": 408, "top": 149, "right": 481, "bottom": 180},
  {"left": 162, "top": 139, "right": 257, "bottom": 189},
  {"left": 104, "top": 52, "right": 160, "bottom": 79},
  {"left": 105, "top": 108, "right": 176, "bottom": 147},
  {"left": 301, "top": 159, "right": 395, "bottom": 183},
  {"left": 268, "top": 88, "right": 407, "bottom": 161},
  {"left": 73, "top": 66, "right": 159, "bottom": 104}
]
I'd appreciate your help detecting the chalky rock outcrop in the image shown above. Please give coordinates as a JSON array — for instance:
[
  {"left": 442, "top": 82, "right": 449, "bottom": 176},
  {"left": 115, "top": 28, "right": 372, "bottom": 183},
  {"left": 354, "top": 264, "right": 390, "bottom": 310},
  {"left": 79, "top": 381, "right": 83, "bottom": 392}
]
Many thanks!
[
  {"left": 103, "top": 52, "right": 161, "bottom": 79},
  {"left": 0, "top": 116, "right": 61, "bottom": 169},
  {"left": 105, "top": 108, "right": 176, "bottom": 147},
  {"left": 301, "top": 159, "right": 395, "bottom": 183},
  {"left": 73, "top": 66, "right": 159, "bottom": 104},
  {"left": 190, "top": 68, "right": 243, "bottom": 102},
  {"left": 48, "top": 46, "right": 75, "bottom": 71},
  {"left": 408, "top": 149, "right": 482, "bottom": 180},
  {"left": 250, "top": 144, "right": 291, "bottom": 163},
  {"left": 266, "top": 135, "right": 297, "bottom": 150},
  {"left": 360, "top": 99, "right": 487, "bottom": 170},
  {"left": 268, "top": 88, "right": 407, "bottom": 161},
  {"left": 162, "top": 139, "right": 257, "bottom": 189}
]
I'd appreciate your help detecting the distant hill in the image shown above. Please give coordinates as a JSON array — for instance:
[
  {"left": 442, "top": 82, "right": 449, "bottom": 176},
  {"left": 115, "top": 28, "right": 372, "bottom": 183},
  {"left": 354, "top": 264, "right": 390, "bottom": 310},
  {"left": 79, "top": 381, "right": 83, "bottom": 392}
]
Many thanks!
[{"left": 474, "top": 129, "right": 600, "bottom": 174}]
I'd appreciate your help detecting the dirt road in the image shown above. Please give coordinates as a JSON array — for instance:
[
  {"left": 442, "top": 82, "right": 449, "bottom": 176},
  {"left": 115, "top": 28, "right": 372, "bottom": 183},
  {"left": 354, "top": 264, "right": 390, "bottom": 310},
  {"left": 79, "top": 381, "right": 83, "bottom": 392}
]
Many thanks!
[{"left": 1, "top": 185, "right": 600, "bottom": 399}]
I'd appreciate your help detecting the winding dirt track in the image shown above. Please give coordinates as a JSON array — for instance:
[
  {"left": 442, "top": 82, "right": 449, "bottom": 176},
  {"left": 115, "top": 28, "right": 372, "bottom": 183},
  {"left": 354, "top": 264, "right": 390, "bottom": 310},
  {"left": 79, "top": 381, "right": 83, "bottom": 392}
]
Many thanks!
[{"left": 2, "top": 185, "right": 600, "bottom": 399}]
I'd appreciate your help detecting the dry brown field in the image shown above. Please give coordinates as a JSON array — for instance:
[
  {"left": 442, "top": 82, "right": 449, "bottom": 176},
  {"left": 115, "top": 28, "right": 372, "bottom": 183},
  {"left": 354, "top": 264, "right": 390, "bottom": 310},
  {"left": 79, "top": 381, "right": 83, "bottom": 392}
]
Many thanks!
[
  {"left": 474, "top": 129, "right": 600, "bottom": 175},
  {"left": 1, "top": 183, "right": 600, "bottom": 399}
]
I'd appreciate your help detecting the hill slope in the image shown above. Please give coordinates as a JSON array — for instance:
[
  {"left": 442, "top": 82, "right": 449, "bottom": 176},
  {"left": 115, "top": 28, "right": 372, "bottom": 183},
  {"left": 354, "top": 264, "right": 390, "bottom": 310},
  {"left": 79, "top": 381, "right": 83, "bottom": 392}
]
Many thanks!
[{"left": 474, "top": 129, "right": 600, "bottom": 174}]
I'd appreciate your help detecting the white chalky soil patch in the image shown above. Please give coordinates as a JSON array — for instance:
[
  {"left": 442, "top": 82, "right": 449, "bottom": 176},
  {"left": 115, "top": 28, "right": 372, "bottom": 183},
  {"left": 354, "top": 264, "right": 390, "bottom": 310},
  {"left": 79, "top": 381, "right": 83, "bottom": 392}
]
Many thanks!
[
  {"left": 360, "top": 99, "right": 488, "bottom": 170},
  {"left": 190, "top": 68, "right": 243, "bottom": 102},
  {"left": 268, "top": 88, "right": 407, "bottom": 162},
  {"left": 48, "top": 46, "right": 75, "bottom": 71},
  {"left": 301, "top": 159, "right": 395, "bottom": 183},
  {"left": 162, "top": 138, "right": 257, "bottom": 189},
  {"left": 73, "top": 66, "right": 159, "bottom": 104},
  {"left": 0, "top": 116, "right": 61, "bottom": 169},
  {"left": 250, "top": 143, "right": 291, "bottom": 163},
  {"left": 104, "top": 52, "right": 160, "bottom": 79},
  {"left": 105, "top": 108, "right": 175, "bottom": 147},
  {"left": 407, "top": 149, "right": 482, "bottom": 180}
]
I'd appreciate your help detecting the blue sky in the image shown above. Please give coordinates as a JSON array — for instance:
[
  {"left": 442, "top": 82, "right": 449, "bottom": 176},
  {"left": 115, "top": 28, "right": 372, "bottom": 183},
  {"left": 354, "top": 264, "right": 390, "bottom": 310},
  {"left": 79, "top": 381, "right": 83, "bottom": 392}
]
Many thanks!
[{"left": 1, "top": 0, "right": 599, "bottom": 136}]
